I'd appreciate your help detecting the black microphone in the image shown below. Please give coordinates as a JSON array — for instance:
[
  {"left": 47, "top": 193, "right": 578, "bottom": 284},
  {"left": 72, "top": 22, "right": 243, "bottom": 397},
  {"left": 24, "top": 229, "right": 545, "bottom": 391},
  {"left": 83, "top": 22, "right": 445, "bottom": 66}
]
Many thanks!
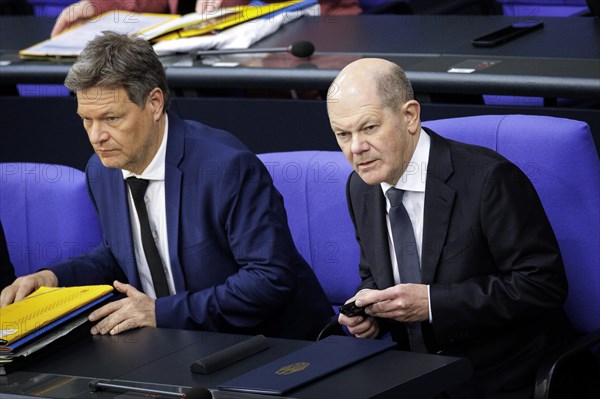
[
  {"left": 195, "top": 40, "right": 315, "bottom": 58},
  {"left": 89, "top": 379, "right": 212, "bottom": 399}
]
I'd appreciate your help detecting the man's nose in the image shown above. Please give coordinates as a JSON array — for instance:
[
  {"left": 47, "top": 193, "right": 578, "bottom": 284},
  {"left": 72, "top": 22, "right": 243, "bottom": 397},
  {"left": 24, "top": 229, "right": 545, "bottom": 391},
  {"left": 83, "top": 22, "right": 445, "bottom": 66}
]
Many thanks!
[
  {"left": 351, "top": 134, "right": 369, "bottom": 154},
  {"left": 88, "top": 122, "right": 107, "bottom": 144}
]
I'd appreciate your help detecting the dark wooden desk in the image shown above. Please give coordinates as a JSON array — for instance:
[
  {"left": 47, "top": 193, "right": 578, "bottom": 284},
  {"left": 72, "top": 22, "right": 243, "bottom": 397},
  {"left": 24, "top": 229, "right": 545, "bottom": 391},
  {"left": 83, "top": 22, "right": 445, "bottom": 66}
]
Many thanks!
[
  {"left": 252, "top": 14, "right": 600, "bottom": 99},
  {"left": 0, "top": 328, "right": 472, "bottom": 399},
  {"left": 1, "top": 15, "right": 599, "bottom": 99}
]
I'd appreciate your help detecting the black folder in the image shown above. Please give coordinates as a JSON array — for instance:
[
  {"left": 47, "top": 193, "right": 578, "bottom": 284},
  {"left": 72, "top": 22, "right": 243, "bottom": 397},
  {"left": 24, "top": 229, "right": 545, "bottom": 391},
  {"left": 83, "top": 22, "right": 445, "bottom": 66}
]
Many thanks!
[{"left": 218, "top": 335, "right": 397, "bottom": 395}]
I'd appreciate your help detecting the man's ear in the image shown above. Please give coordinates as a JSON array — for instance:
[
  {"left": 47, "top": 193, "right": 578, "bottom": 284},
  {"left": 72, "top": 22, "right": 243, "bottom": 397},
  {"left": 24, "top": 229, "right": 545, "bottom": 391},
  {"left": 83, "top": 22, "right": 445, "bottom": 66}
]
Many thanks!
[
  {"left": 147, "top": 88, "right": 165, "bottom": 121},
  {"left": 402, "top": 100, "right": 421, "bottom": 134}
]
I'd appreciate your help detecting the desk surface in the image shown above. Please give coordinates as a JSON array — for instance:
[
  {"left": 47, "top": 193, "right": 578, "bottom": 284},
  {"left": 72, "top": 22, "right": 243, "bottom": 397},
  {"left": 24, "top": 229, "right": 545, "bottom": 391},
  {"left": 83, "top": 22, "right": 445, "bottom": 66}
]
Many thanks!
[
  {"left": 0, "top": 328, "right": 472, "bottom": 399},
  {"left": 1, "top": 15, "right": 599, "bottom": 99}
]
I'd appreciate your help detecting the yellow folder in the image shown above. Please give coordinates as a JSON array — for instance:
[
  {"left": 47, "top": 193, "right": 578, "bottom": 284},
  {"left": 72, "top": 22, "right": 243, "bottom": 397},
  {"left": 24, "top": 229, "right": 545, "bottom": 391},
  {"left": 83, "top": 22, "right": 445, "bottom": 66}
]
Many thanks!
[
  {"left": 19, "top": 1, "right": 309, "bottom": 59},
  {"left": 0, "top": 285, "right": 113, "bottom": 346},
  {"left": 148, "top": 0, "right": 307, "bottom": 41}
]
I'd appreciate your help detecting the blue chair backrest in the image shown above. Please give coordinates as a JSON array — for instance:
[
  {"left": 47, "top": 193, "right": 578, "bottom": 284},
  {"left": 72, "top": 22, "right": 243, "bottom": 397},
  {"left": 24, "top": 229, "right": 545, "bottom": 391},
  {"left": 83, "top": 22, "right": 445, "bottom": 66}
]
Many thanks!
[
  {"left": 0, "top": 163, "right": 102, "bottom": 277},
  {"left": 257, "top": 152, "right": 359, "bottom": 310},
  {"left": 259, "top": 115, "right": 600, "bottom": 334}
]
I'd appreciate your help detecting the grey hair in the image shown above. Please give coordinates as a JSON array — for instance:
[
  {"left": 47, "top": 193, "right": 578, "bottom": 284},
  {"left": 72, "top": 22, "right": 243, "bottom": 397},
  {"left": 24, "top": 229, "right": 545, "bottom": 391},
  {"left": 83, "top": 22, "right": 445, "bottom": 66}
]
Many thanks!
[
  {"left": 65, "top": 31, "right": 170, "bottom": 109},
  {"left": 376, "top": 63, "right": 414, "bottom": 110}
]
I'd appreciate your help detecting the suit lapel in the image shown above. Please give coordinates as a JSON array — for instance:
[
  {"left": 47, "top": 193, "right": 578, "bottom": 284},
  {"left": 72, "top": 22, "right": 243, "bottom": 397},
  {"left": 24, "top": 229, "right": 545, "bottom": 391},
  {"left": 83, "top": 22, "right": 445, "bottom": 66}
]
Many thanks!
[
  {"left": 362, "top": 185, "right": 396, "bottom": 289},
  {"left": 421, "top": 130, "right": 455, "bottom": 284},
  {"left": 164, "top": 112, "right": 185, "bottom": 292},
  {"left": 108, "top": 167, "right": 142, "bottom": 289}
]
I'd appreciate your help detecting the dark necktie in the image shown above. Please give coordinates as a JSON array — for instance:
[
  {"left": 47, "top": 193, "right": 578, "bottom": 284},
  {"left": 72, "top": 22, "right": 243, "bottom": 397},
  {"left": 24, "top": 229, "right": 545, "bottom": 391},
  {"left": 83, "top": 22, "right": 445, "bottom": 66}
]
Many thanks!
[
  {"left": 126, "top": 177, "right": 170, "bottom": 298},
  {"left": 386, "top": 187, "right": 427, "bottom": 352}
]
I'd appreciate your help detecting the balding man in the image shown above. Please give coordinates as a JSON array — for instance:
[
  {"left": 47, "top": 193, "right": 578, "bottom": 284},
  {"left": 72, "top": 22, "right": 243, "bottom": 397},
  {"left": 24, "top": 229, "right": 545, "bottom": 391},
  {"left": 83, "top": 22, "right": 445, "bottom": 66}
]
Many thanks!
[{"left": 329, "top": 58, "right": 575, "bottom": 398}]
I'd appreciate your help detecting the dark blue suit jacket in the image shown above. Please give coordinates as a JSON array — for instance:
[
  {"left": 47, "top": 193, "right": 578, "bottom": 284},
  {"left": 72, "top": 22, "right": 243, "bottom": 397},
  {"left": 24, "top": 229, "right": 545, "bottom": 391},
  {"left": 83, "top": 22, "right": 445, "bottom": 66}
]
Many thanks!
[
  {"left": 51, "top": 113, "right": 332, "bottom": 340},
  {"left": 0, "top": 220, "right": 16, "bottom": 290}
]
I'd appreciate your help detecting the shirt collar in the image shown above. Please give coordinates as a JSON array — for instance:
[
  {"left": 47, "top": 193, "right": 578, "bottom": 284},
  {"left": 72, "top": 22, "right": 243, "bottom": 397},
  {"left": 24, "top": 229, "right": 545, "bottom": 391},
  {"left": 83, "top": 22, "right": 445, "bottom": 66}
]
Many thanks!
[
  {"left": 381, "top": 128, "right": 430, "bottom": 195},
  {"left": 122, "top": 114, "right": 169, "bottom": 181}
]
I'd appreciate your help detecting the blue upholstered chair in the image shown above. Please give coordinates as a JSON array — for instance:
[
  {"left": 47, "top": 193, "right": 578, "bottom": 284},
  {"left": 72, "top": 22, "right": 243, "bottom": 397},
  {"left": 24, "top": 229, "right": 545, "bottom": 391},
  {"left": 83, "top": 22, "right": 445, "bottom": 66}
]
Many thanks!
[
  {"left": 0, "top": 163, "right": 102, "bottom": 277},
  {"left": 258, "top": 114, "right": 599, "bottom": 396},
  {"left": 256, "top": 152, "right": 359, "bottom": 312}
]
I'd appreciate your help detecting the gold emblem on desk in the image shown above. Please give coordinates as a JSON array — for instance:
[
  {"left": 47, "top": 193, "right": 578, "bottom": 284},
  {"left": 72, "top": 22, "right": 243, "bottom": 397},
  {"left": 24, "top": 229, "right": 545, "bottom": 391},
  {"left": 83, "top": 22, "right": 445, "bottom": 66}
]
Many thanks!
[{"left": 275, "top": 362, "right": 310, "bottom": 375}]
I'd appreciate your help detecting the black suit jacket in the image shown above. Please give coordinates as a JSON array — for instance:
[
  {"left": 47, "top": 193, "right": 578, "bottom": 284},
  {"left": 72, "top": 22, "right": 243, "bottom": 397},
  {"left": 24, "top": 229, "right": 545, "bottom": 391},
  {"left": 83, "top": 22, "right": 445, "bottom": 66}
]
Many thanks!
[{"left": 346, "top": 129, "right": 574, "bottom": 398}]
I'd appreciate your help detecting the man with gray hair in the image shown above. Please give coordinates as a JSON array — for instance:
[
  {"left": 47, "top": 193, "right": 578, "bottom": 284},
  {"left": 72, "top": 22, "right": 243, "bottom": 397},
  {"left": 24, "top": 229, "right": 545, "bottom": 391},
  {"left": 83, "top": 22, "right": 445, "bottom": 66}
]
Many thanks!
[{"left": 1, "top": 31, "right": 333, "bottom": 341}]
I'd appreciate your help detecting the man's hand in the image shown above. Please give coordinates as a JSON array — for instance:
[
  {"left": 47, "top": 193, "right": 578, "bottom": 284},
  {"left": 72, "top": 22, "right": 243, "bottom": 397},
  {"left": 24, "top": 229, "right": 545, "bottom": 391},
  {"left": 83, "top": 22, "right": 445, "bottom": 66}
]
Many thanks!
[
  {"left": 89, "top": 281, "right": 156, "bottom": 335},
  {"left": 51, "top": 0, "right": 101, "bottom": 38},
  {"left": 356, "top": 284, "right": 429, "bottom": 323},
  {"left": 0, "top": 270, "right": 59, "bottom": 307},
  {"left": 338, "top": 292, "right": 380, "bottom": 339}
]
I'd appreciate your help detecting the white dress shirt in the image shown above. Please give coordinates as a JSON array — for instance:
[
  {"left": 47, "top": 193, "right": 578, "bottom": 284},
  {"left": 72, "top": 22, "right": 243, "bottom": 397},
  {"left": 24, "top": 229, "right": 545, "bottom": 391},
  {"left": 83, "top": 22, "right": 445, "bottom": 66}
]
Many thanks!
[
  {"left": 380, "top": 128, "right": 433, "bottom": 321},
  {"left": 122, "top": 116, "right": 175, "bottom": 298}
]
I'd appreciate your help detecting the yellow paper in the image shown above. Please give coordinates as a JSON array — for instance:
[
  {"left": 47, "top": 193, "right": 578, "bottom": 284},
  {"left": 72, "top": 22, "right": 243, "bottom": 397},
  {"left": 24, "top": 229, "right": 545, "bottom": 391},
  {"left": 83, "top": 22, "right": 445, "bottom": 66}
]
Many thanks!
[
  {"left": 0, "top": 285, "right": 113, "bottom": 345},
  {"left": 19, "top": 1, "right": 306, "bottom": 58},
  {"left": 152, "top": 0, "right": 305, "bottom": 41}
]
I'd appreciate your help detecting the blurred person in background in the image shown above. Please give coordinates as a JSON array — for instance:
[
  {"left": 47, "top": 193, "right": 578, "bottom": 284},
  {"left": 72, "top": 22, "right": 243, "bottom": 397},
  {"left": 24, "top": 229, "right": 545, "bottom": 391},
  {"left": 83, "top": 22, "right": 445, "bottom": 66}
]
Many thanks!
[{"left": 51, "top": 0, "right": 361, "bottom": 37}]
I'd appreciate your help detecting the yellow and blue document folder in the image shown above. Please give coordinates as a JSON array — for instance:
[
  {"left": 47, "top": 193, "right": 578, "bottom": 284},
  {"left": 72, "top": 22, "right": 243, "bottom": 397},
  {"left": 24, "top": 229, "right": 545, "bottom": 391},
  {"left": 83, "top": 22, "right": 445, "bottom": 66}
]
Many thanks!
[{"left": 0, "top": 285, "right": 113, "bottom": 374}]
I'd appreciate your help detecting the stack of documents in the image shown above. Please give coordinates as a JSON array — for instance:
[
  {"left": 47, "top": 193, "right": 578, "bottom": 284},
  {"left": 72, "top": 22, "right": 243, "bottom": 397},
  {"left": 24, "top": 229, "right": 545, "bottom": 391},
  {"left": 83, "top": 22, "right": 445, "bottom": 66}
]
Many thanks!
[
  {"left": 139, "top": 0, "right": 316, "bottom": 41},
  {"left": 153, "top": 0, "right": 318, "bottom": 56},
  {"left": 0, "top": 285, "right": 113, "bottom": 375},
  {"left": 20, "top": 0, "right": 318, "bottom": 59},
  {"left": 19, "top": 12, "right": 175, "bottom": 59}
]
